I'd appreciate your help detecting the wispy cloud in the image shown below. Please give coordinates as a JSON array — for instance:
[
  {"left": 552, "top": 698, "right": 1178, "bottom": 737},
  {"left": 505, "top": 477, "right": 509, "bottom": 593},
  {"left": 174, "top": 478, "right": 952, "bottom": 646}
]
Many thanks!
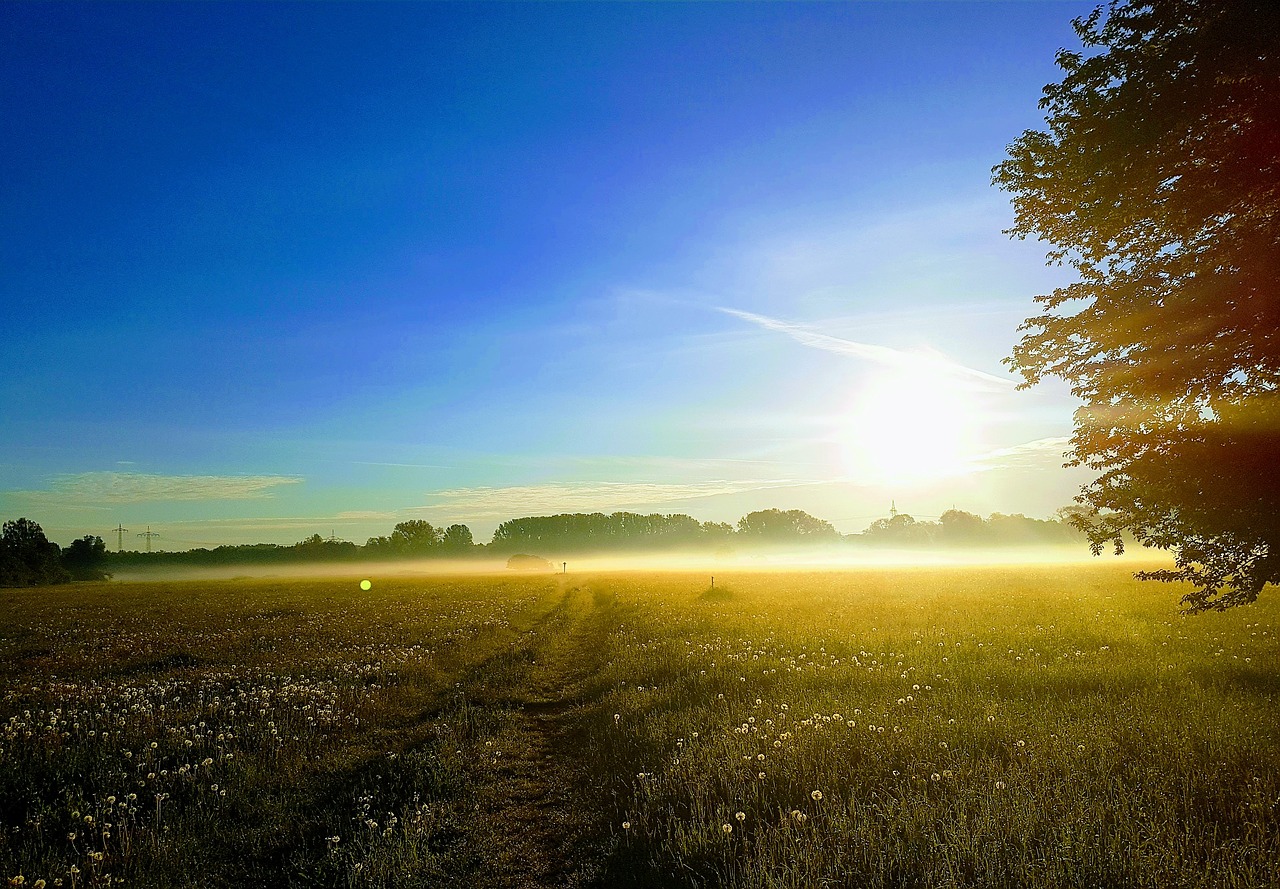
[
  {"left": 719, "top": 307, "right": 1015, "bottom": 389},
  {"left": 333, "top": 510, "right": 399, "bottom": 522},
  {"left": 557, "top": 453, "right": 828, "bottom": 473},
  {"left": 154, "top": 511, "right": 396, "bottom": 533},
  {"left": 970, "top": 437, "right": 1072, "bottom": 471},
  {"left": 8, "top": 472, "right": 303, "bottom": 505},
  {"left": 351, "top": 461, "right": 454, "bottom": 470},
  {"left": 419, "top": 479, "right": 820, "bottom": 520}
]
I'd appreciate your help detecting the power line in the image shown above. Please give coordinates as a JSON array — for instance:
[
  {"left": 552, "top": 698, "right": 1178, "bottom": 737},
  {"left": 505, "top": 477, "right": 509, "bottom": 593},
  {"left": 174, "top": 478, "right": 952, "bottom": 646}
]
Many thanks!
[
  {"left": 157, "top": 535, "right": 224, "bottom": 548},
  {"left": 137, "top": 526, "right": 161, "bottom": 552},
  {"left": 112, "top": 524, "right": 128, "bottom": 553}
]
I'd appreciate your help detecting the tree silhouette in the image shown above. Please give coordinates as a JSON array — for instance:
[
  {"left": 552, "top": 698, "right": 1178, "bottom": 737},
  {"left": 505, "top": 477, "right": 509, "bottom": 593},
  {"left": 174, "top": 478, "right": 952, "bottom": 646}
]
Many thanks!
[
  {"left": 390, "top": 520, "right": 443, "bottom": 554},
  {"left": 736, "top": 509, "right": 838, "bottom": 542},
  {"left": 939, "top": 509, "right": 987, "bottom": 543},
  {"left": 441, "top": 524, "right": 474, "bottom": 551},
  {"left": 490, "top": 512, "right": 728, "bottom": 552},
  {"left": 994, "top": 0, "right": 1280, "bottom": 610},
  {"left": 864, "top": 513, "right": 933, "bottom": 546},
  {"left": 62, "top": 534, "right": 109, "bottom": 581},
  {"left": 0, "top": 518, "right": 68, "bottom": 586}
]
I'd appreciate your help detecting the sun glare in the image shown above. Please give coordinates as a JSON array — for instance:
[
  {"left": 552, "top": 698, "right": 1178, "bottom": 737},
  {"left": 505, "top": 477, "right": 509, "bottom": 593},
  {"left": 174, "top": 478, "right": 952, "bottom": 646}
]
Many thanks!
[{"left": 840, "top": 370, "right": 983, "bottom": 484}]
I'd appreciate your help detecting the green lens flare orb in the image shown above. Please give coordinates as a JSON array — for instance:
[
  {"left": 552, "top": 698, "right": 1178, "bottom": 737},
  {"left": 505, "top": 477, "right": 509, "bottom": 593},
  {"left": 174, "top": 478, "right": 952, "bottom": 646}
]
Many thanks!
[{"left": 359, "top": 579, "right": 372, "bottom": 591}]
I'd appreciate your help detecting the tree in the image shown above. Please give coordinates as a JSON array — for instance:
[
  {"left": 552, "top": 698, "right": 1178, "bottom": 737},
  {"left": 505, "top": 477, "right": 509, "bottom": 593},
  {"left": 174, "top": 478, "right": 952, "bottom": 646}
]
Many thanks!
[
  {"left": 0, "top": 518, "right": 69, "bottom": 586},
  {"left": 390, "top": 520, "right": 442, "bottom": 554},
  {"left": 62, "top": 535, "right": 110, "bottom": 581},
  {"left": 993, "top": 0, "right": 1280, "bottom": 610},
  {"left": 939, "top": 509, "right": 988, "bottom": 544},
  {"left": 489, "top": 512, "right": 724, "bottom": 552},
  {"left": 700, "top": 521, "right": 736, "bottom": 541},
  {"left": 506, "top": 553, "right": 553, "bottom": 571},
  {"left": 292, "top": 534, "right": 359, "bottom": 561},
  {"left": 441, "top": 524, "right": 474, "bottom": 551},
  {"left": 863, "top": 512, "right": 934, "bottom": 546},
  {"left": 736, "top": 509, "right": 838, "bottom": 542}
]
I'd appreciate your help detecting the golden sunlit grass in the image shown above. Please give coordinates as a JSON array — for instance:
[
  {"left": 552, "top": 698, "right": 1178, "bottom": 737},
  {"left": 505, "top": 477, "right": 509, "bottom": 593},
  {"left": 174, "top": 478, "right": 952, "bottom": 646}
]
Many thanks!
[{"left": 1, "top": 565, "right": 1277, "bottom": 887}]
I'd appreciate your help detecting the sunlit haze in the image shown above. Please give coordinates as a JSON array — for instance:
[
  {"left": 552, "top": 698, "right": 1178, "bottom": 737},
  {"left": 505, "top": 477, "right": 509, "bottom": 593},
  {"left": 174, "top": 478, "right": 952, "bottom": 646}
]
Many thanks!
[{"left": 0, "top": 2, "right": 1097, "bottom": 547}]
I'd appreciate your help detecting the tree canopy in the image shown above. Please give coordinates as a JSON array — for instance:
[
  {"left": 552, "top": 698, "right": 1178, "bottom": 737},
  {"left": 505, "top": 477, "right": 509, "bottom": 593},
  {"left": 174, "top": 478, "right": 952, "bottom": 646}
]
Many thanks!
[
  {"left": 0, "top": 518, "right": 68, "bottom": 586},
  {"left": 490, "top": 512, "right": 724, "bottom": 552},
  {"left": 860, "top": 510, "right": 1083, "bottom": 548},
  {"left": 993, "top": 0, "right": 1280, "bottom": 610},
  {"left": 62, "top": 534, "right": 110, "bottom": 581},
  {"left": 736, "top": 509, "right": 839, "bottom": 542}
]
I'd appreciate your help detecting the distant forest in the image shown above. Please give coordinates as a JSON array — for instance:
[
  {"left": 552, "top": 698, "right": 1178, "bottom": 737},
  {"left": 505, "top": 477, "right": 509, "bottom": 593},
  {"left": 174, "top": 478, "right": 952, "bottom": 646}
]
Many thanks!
[{"left": 1, "top": 508, "right": 1086, "bottom": 586}]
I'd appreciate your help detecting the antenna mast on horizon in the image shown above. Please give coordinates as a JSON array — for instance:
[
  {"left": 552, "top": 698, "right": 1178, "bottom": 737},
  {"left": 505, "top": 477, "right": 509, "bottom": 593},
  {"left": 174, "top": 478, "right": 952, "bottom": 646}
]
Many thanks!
[
  {"left": 890, "top": 500, "right": 898, "bottom": 518},
  {"left": 137, "top": 526, "right": 160, "bottom": 552}
]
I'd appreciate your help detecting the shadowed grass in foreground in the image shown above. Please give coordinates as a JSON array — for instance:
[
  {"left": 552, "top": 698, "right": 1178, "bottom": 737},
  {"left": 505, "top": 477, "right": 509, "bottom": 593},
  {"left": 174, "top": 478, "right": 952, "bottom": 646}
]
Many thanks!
[{"left": 1, "top": 565, "right": 1277, "bottom": 887}]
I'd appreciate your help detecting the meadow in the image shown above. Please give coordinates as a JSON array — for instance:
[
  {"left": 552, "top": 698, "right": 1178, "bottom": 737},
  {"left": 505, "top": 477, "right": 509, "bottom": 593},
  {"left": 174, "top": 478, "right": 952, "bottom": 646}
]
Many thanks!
[{"left": 1, "top": 564, "right": 1278, "bottom": 888}]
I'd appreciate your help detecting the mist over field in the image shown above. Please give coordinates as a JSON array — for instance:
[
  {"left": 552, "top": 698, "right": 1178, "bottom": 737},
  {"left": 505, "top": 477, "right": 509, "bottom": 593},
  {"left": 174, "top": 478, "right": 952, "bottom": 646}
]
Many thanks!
[{"left": 102, "top": 545, "right": 1172, "bottom": 584}]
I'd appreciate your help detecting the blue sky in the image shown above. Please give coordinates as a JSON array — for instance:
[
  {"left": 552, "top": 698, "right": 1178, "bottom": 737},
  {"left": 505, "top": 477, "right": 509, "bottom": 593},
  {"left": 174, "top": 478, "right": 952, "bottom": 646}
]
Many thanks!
[{"left": 1, "top": 1, "right": 1096, "bottom": 548}]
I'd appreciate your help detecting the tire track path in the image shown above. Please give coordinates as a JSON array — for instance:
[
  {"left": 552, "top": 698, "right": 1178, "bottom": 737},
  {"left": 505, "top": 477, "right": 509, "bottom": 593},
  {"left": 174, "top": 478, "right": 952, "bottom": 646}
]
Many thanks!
[{"left": 461, "top": 582, "right": 621, "bottom": 888}]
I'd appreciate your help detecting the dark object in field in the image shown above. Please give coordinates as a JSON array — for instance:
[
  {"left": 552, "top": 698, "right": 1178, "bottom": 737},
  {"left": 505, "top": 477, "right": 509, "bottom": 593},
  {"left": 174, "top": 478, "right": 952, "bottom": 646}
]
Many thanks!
[
  {"left": 698, "top": 583, "right": 735, "bottom": 603},
  {"left": 506, "top": 553, "right": 554, "bottom": 571}
]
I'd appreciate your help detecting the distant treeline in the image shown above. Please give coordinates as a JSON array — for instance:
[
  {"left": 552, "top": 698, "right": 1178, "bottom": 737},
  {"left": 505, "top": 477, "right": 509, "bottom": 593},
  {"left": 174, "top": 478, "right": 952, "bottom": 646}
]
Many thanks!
[
  {"left": 100, "top": 510, "right": 838, "bottom": 570},
  {"left": 489, "top": 508, "right": 840, "bottom": 551},
  {"left": 857, "top": 509, "right": 1087, "bottom": 547},
  {"left": 0, "top": 507, "right": 1086, "bottom": 586}
]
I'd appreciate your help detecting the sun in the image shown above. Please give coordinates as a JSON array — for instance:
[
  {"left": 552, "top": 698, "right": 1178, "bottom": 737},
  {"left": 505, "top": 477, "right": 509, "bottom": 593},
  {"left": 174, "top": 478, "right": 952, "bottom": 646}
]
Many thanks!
[{"left": 839, "top": 369, "right": 984, "bottom": 485}]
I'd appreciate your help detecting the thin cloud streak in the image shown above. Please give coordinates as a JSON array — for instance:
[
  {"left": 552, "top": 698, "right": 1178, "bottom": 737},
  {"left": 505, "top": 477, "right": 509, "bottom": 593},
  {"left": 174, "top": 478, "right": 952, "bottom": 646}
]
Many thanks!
[
  {"left": 351, "top": 461, "right": 454, "bottom": 469},
  {"left": 6, "top": 472, "right": 303, "bottom": 505},
  {"left": 970, "top": 437, "right": 1072, "bottom": 471},
  {"left": 156, "top": 512, "right": 398, "bottom": 531},
  {"left": 420, "top": 479, "right": 823, "bottom": 520},
  {"left": 719, "top": 307, "right": 1015, "bottom": 389}
]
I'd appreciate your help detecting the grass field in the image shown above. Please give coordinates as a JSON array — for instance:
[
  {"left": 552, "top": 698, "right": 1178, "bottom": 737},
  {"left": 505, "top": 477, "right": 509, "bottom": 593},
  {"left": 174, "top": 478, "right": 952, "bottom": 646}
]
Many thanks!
[{"left": 2, "top": 564, "right": 1278, "bottom": 888}]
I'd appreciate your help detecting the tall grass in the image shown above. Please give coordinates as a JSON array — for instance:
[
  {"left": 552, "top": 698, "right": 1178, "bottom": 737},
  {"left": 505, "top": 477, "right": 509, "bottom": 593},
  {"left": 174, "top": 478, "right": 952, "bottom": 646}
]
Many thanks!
[
  {"left": 1, "top": 564, "right": 1277, "bottom": 887},
  {"left": 585, "top": 567, "right": 1280, "bottom": 888}
]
